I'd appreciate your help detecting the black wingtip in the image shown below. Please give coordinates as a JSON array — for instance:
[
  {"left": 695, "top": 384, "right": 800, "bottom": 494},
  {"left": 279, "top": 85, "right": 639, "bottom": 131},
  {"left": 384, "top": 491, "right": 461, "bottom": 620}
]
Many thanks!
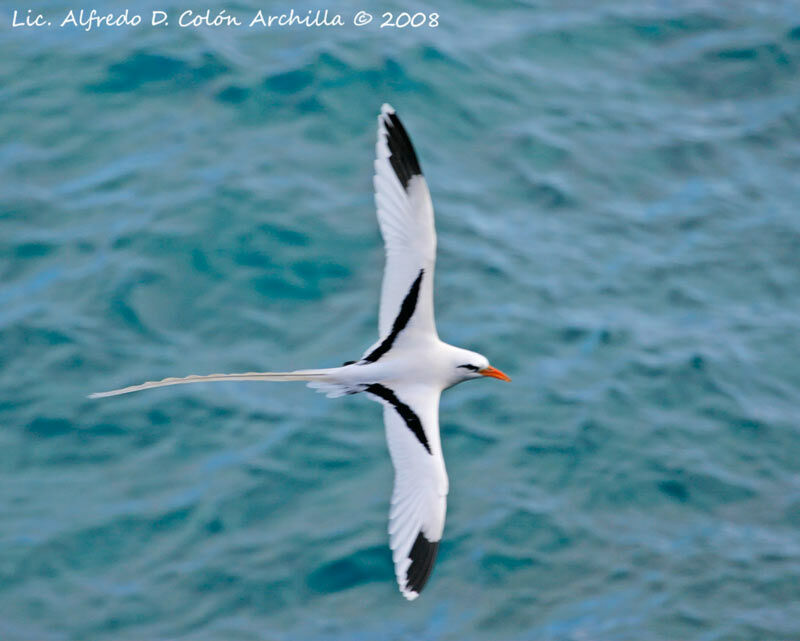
[
  {"left": 381, "top": 108, "right": 423, "bottom": 190},
  {"left": 405, "top": 531, "right": 440, "bottom": 595}
]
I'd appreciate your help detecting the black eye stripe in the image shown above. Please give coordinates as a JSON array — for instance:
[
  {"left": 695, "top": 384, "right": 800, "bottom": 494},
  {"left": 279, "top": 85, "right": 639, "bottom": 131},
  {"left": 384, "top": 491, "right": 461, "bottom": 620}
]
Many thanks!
[{"left": 458, "top": 364, "right": 479, "bottom": 372}]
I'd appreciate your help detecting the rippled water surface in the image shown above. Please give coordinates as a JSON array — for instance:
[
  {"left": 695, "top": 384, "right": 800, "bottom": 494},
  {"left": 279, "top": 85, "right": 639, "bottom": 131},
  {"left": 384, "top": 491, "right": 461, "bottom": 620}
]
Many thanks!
[{"left": 2, "top": 1, "right": 800, "bottom": 639}]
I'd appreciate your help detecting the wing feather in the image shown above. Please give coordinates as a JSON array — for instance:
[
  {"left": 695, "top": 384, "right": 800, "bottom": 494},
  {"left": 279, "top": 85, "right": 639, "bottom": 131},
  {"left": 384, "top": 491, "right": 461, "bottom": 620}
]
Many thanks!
[
  {"left": 373, "top": 104, "right": 438, "bottom": 342},
  {"left": 367, "top": 383, "right": 448, "bottom": 600}
]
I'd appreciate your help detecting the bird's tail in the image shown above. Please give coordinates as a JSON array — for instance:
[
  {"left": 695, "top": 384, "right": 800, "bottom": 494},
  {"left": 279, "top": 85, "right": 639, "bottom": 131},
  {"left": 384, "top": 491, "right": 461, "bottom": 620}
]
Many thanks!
[{"left": 88, "top": 368, "right": 338, "bottom": 399}]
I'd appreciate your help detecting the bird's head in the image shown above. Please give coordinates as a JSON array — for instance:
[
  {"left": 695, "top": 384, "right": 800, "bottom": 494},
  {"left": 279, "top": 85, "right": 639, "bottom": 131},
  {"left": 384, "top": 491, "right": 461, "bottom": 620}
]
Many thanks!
[{"left": 448, "top": 347, "right": 511, "bottom": 387}]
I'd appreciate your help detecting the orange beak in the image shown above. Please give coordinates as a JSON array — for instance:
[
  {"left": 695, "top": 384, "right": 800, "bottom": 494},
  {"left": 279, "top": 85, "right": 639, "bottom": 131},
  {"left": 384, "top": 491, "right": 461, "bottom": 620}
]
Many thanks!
[{"left": 478, "top": 366, "right": 511, "bottom": 382}]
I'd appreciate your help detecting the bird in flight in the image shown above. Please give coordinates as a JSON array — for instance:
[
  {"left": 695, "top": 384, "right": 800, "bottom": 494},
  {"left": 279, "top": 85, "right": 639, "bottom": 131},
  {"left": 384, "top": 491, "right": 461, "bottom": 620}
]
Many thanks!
[{"left": 90, "top": 104, "right": 510, "bottom": 600}]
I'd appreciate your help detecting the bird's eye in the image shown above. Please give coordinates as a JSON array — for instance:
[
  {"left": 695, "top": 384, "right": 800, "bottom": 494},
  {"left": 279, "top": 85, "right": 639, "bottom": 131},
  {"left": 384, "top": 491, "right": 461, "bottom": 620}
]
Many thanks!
[{"left": 458, "top": 364, "right": 479, "bottom": 372}]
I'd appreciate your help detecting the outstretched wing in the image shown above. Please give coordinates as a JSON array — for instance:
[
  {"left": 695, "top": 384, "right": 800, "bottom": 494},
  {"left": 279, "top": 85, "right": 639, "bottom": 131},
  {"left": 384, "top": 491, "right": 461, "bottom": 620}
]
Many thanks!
[
  {"left": 372, "top": 104, "right": 438, "bottom": 343},
  {"left": 366, "top": 383, "right": 448, "bottom": 600}
]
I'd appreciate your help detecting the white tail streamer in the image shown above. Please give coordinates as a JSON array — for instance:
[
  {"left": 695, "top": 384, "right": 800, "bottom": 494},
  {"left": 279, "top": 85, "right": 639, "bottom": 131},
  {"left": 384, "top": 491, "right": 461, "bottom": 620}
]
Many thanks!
[{"left": 88, "top": 369, "right": 336, "bottom": 399}]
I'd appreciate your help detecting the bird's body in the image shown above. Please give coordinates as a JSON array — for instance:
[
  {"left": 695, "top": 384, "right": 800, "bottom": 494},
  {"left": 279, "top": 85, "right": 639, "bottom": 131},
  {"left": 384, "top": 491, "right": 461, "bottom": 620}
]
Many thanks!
[{"left": 91, "top": 104, "right": 509, "bottom": 600}]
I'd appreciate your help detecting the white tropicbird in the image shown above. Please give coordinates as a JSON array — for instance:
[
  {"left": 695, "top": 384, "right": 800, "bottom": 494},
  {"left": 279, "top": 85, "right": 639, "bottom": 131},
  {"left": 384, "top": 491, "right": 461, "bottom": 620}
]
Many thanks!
[{"left": 90, "top": 104, "right": 510, "bottom": 600}]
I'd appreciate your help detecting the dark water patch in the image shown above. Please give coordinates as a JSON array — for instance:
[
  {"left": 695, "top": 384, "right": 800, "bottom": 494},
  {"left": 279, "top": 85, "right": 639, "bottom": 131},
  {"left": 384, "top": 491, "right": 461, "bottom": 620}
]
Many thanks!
[
  {"left": 257, "top": 51, "right": 349, "bottom": 104},
  {"left": 525, "top": 180, "right": 572, "bottom": 209},
  {"left": 276, "top": 430, "right": 365, "bottom": 472},
  {"left": 25, "top": 417, "right": 72, "bottom": 437},
  {"left": 191, "top": 568, "right": 243, "bottom": 593},
  {"left": 521, "top": 436, "right": 580, "bottom": 487},
  {"left": 206, "top": 482, "right": 300, "bottom": 531},
  {"left": 8, "top": 508, "right": 194, "bottom": 581},
  {"left": 524, "top": 436, "right": 577, "bottom": 458},
  {"left": 0, "top": 199, "right": 48, "bottom": 222},
  {"left": 657, "top": 479, "right": 690, "bottom": 502},
  {"left": 111, "top": 235, "right": 132, "bottom": 250},
  {"left": 233, "top": 247, "right": 274, "bottom": 269},
  {"left": 251, "top": 275, "right": 316, "bottom": 301},
  {"left": 510, "top": 133, "right": 570, "bottom": 172},
  {"left": 150, "top": 506, "right": 194, "bottom": 534},
  {"left": 306, "top": 545, "right": 390, "bottom": 593},
  {"left": 479, "top": 551, "right": 537, "bottom": 583},
  {"left": 14, "top": 242, "right": 53, "bottom": 260},
  {"left": 418, "top": 44, "right": 469, "bottom": 70},
  {"left": 257, "top": 223, "right": 309, "bottom": 247},
  {"left": 688, "top": 354, "right": 705, "bottom": 371},
  {"left": 654, "top": 39, "right": 796, "bottom": 100},
  {"left": 486, "top": 509, "right": 569, "bottom": 551},
  {"left": 216, "top": 85, "right": 250, "bottom": 104},
  {"left": 107, "top": 298, "right": 149, "bottom": 338},
  {"left": 477, "top": 596, "right": 538, "bottom": 636},
  {"left": 442, "top": 420, "right": 498, "bottom": 449},
  {"left": 653, "top": 139, "right": 719, "bottom": 174},
  {"left": 786, "top": 499, "right": 800, "bottom": 526},
  {"left": 264, "top": 68, "right": 314, "bottom": 95},
  {"left": 189, "top": 248, "right": 219, "bottom": 277},
  {"left": 543, "top": 388, "right": 586, "bottom": 407},
  {"left": 384, "top": 56, "right": 422, "bottom": 93},
  {"left": 573, "top": 418, "right": 613, "bottom": 455},
  {"left": 653, "top": 466, "right": 757, "bottom": 508},
  {"left": 709, "top": 43, "right": 791, "bottom": 66},
  {"left": 296, "top": 95, "right": 324, "bottom": 114},
  {"left": 147, "top": 409, "right": 170, "bottom": 427},
  {"left": 558, "top": 325, "right": 622, "bottom": 347},
  {"left": 292, "top": 258, "right": 350, "bottom": 284},
  {"left": 341, "top": 55, "right": 429, "bottom": 96},
  {"left": 503, "top": 163, "right": 574, "bottom": 210},
  {"left": 204, "top": 517, "right": 224, "bottom": 535},
  {"left": 625, "top": 352, "right": 733, "bottom": 412},
  {"left": 715, "top": 47, "right": 758, "bottom": 61},
  {"left": 79, "top": 421, "right": 129, "bottom": 438},
  {"left": 741, "top": 107, "right": 800, "bottom": 147},
  {"left": 701, "top": 405, "right": 769, "bottom": 437},
  {"left": 3, "top": 325, "right": 73, "bottom": 351},
  {"left": 88, "top": 51, "right": 228, "bottom": 93},
  {"left": 315, "top": 51, "right": 349, "bottom": 76},
  {"left": 244, "top": 463, "right": 316, "bottom": 493},
  {"left": 788, "top": 26, "right": 800, "bottom": 41},
  {"left": 626, "top": 12, "right": 727, "bottom": 43},
  {"left": 94, "top": 605, "right": 160, "bottom": 638}
]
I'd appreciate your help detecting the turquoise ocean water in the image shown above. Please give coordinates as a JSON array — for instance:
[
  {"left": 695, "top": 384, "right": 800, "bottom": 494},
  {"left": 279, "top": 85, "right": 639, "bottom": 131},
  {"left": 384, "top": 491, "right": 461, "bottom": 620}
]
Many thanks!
[{"left": 2, "top": 1, "right": 800, "bottom": 638}]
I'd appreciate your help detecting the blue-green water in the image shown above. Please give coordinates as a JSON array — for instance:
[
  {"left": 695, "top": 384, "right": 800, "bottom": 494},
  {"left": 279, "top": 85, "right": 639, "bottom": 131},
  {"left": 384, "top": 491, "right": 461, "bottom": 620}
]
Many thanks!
[{"left": 3, "top": 1, "right": 800, "bottom": 639}]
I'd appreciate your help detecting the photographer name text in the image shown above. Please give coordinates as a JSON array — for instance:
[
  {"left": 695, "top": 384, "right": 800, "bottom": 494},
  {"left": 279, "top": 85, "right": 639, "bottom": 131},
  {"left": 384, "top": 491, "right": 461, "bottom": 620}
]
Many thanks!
[{"left": 10, "top": 8, "right": 439, "bottom": 31}]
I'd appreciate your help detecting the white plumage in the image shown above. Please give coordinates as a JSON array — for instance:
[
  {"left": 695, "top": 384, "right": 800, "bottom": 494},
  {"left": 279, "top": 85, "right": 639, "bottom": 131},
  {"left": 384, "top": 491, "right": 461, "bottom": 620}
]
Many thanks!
[
  {"left": 90, "top": 103, "right": 510, "bottom": 600},
  {"left": 373, "top": 104, "right": 437, "bottom": 339}
]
